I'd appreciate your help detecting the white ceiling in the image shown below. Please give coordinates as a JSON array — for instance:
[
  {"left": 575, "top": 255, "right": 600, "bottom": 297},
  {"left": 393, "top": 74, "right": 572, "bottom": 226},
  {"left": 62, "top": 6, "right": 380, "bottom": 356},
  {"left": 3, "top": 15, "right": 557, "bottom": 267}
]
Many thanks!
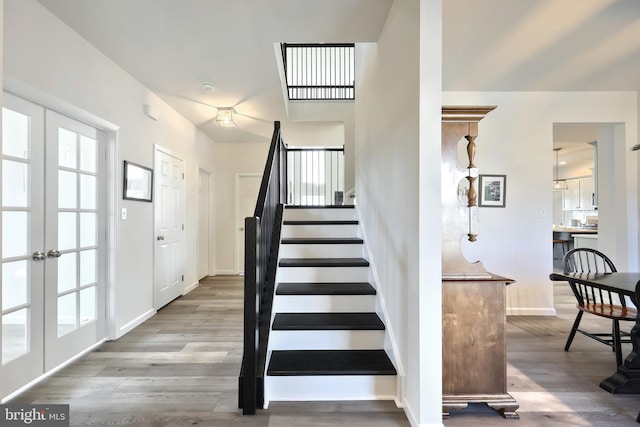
[
  {"left": 35, "top": 0, "right": 393, "bottom": 143},
  {"left": 35, "top": 0, "right": 640, "bottom": 151}
]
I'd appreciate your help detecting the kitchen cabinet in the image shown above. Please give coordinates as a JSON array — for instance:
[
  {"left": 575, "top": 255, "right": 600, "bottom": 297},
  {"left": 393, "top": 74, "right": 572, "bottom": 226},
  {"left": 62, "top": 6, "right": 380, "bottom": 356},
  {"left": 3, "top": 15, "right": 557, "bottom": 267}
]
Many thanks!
[{"left": 563, "top": 177, "right": 595, "bottom": 211}]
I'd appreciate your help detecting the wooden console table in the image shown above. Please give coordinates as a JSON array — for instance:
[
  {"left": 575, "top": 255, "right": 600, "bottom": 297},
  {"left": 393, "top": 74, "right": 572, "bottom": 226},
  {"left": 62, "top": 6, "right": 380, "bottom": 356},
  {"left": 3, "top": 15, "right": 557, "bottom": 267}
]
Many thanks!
[{"left": 442, "top": 274, "right": 519, "bottom": 419}]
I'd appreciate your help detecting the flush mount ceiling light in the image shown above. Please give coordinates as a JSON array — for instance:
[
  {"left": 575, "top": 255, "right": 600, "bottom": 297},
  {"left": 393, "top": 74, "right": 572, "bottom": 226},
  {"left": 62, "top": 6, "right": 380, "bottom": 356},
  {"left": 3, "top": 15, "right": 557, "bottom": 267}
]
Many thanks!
[
  {"left": 215, "top": 107, "right": 236, "bottom": 127},
  {"left": 553, "top": 147, "right": 568, "bottom": 190}
]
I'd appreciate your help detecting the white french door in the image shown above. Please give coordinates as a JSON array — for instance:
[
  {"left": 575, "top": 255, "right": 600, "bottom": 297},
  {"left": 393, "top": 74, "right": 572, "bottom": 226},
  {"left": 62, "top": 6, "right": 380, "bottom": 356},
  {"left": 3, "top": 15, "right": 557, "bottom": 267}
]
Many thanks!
[{"left": 2, "top": 93, "right": 106, "bottom": 398}]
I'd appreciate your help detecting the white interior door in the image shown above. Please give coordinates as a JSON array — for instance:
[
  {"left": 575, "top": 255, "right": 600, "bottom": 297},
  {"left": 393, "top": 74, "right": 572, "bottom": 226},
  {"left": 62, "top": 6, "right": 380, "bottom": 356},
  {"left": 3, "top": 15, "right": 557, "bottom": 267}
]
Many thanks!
[
  {"left": 236, "top": 175, "right": 261, "bottom": 274},
  {"left": 154, "top": 148, "right": 185, "bottom": 309},
  {"left": 2, "top": 93, "right": 106, "bottom": 398},
  {"left": 197, "top": 169, "right": 210, "bottom": 280}
]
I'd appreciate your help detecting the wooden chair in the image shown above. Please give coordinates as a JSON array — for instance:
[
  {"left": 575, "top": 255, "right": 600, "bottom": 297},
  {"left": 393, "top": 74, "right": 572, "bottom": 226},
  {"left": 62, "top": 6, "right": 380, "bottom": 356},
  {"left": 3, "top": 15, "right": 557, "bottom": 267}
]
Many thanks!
[{"left": 562, "top": 248, "right": 637, "bottom": 367}]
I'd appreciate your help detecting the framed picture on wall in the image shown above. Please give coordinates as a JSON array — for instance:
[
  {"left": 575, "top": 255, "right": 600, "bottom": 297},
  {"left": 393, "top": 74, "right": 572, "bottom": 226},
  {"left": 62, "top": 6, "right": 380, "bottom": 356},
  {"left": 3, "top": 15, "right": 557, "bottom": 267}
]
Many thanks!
[
  {"left": 123, "top": 161, "right": 153, "bottom": 202},
  {"left": 478, "top": 174, "right": 506, "bottom": 207}
]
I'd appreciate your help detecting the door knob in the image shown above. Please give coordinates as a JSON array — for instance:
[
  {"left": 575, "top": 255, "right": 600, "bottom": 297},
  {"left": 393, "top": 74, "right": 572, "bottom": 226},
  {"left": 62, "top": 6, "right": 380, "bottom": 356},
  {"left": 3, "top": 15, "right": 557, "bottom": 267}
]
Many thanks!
[
  {"left": 47, "top": 249, "right": 62, "bottom": 259},
  {"left": 157, "top": 235, "right": 165, "bottom": 241},
  {"left": 32, "top": 251, "right": 47, "bottom": 261}
]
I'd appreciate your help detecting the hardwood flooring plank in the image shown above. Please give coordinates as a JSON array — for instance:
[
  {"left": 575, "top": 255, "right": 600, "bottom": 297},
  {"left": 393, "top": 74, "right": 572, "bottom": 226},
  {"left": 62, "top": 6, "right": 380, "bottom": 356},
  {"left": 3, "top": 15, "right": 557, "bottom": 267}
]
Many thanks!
[{"left": 7, "top": 275, "right": 640, "bottom": 426}]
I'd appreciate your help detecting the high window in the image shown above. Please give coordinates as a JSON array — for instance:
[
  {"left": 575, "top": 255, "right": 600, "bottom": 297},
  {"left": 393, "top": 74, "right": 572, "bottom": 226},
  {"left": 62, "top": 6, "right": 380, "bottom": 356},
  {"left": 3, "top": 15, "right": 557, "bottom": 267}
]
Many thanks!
[{"left": 281, "top": 43, "right": 355, "bottom": 101}]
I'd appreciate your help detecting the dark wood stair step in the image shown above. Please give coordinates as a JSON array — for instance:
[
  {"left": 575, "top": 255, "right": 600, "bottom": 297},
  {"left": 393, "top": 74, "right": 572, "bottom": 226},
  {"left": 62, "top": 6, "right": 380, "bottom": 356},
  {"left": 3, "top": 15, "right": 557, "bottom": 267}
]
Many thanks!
[
  {"left": 267, "top": 350, "right": 396, "bottom": 376},
  {"left": 276, "top": 282, "right": 376, "bottom": 295},
  {"left": 285, "top": 205, "right": 354, "bottom": 209},
  {"left": 279, "top": 258, "right": 369, "bottom": 268},
  {"left": 281, "top": 237, "right": 364, "bottom": 245},
  {"left": 272, "top": 312, "right": 384, "bottom": 330},
  {"left": 283, "top": 220, "right": 358, "bottom": 225}
]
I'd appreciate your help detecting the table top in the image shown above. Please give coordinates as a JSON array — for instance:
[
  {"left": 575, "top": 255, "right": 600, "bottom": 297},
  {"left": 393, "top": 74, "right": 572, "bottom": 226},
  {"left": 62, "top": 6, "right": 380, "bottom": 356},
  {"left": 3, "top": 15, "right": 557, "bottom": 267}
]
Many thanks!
[{"left": 550, "top": 272, "right": 640, "bottom": 297}]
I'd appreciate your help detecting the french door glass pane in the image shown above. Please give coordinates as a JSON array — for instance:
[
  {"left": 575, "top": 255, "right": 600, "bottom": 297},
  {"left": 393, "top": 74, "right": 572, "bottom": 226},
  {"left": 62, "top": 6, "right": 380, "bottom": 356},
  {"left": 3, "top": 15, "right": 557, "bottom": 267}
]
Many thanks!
[
  {"left": 2, "top": 160, "right": 29, "bottom": 207},
  {"left": 58, "top": 212, "right": 77, "bottom": 251},
  {"left": 58, "top": 128, "right": 77, "bottom": 169},
  {"left": 58, "top": 170, "right": 78, "bottom": 209},
  {"left": 80, "top": 136, "right": 97, "bottom": 173},
  {"left": 2, "top": 260, "right": 28, "bottom": 310},
  {"left": 2, "top": 211, "right": 28, "bottom": 258},
  {"left": 80, "top": 287, "right": 96, "bottom": 325},
  {"left": 57, "top": 294, "right": 77, "bottom": 337},
  {"left": 57, "top": 253, "right": 77, "bottom": 294},
  {"left": 80, "top": 250, "right": 96, "bottom": 286},
  {"left": 80, "top": 174, "right": 96, "bottom": 209},
  {"left": 2, "top": 309, "right": 28, "bottom": 363},
  {"left": 2, "top": 108, "right": 29, "bottom": 159},
  {"left": 80, "top": 213, "right": 96, "bottom": 247}
]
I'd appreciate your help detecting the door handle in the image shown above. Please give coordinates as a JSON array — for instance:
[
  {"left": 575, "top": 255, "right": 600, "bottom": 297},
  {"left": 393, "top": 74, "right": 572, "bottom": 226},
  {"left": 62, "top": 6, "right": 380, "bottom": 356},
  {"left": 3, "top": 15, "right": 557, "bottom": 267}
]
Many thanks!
[
  {"left": 32, "top": 251, "right": 47, "bottom": 261},
  {"left": 47, "top": 249, "right": 62, "bottom": 259},
  {"left": 157, "top": 235, "right": 165, "bottom": 241}
]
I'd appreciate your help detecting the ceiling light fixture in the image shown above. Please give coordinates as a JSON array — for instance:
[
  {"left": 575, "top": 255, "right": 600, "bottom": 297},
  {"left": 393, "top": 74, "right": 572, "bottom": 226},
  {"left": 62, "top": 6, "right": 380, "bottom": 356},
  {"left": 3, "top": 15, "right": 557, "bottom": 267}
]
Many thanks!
[
  {"left": 215, "top": 107, "right": 236, "bottom": 127},
  {"left": 553, "top": 148, "right": 568, "bottom": 190}
]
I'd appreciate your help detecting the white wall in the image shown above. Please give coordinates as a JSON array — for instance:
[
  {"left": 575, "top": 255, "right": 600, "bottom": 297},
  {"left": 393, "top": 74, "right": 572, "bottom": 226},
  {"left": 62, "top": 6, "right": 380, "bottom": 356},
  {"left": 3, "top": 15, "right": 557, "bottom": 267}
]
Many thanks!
[
  {"left": 355, "top": 0, "right": 443, "bottom": 425},
  {"left": 281, "top": 122, "right": 344, "bottom": 147},
  {"left": 443, "top": 91, "right": 638, "bottom": 314},
  {"left": 212, "top": 141, "right": 269, "bottom": 273},
  {"left": 3, "top": 0, "right": 219, "bottom": 338}
]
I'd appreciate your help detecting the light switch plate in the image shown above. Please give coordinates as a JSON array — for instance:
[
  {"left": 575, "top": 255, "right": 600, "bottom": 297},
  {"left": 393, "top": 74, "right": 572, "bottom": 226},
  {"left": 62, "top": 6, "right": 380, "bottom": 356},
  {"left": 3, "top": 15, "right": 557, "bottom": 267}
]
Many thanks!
[{"left": 121, "top": 208, "right": 127, "bottom": 220}]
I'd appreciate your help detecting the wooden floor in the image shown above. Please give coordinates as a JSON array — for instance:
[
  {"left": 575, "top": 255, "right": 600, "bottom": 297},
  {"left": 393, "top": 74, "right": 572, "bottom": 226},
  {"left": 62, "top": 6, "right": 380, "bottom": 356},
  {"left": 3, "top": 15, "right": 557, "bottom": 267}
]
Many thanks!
[{"left": 9, "top": 275, "right": 640, "bottom": 426}]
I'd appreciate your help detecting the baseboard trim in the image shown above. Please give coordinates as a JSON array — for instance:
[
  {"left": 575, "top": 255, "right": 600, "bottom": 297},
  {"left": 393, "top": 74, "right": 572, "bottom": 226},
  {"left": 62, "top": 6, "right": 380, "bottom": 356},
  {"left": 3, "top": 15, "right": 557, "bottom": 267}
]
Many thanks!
[
  {"left": 216, "top": 269, "right": 237, "bottom": 275},
  {"left": 183, "top": 281, "right": 199, "bottom": 295},
  {"left": 507, "top": 307, "right": 556, "bottom": 316},
  {"left": 116, "top": 309, "right": 156, "bottom": 339}
]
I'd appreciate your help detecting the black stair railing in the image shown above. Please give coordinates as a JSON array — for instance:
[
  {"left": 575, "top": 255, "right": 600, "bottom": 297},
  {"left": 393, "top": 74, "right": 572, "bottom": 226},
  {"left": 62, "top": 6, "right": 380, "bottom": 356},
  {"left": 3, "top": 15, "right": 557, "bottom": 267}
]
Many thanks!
[{"left": 239, "top": 121, "right": 286, "bottom": 415}]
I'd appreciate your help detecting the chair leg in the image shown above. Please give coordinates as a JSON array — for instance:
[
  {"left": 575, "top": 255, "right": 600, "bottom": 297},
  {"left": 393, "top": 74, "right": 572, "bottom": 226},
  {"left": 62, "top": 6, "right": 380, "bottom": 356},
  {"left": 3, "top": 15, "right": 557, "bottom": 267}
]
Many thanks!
[
  {"left": 613, "top": 320, "right": 623, "bottom": 367},
  {"left": 565, "top": 311, "right": 584, "bottom": 351}
]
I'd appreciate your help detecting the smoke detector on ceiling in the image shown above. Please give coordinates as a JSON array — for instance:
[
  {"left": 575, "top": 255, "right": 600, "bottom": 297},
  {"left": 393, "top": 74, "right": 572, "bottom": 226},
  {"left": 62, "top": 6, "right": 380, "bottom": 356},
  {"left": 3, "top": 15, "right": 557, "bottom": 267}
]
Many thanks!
[{"left": 201, "top": 82, "right": 215, "bottom": 92}]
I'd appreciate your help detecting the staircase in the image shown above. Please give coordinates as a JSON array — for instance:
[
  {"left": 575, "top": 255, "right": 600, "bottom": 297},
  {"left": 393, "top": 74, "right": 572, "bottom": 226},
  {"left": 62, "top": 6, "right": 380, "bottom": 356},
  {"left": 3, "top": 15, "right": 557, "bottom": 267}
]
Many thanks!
[{"left": 263, "top": 205, "right": 397, "bottom": 406}]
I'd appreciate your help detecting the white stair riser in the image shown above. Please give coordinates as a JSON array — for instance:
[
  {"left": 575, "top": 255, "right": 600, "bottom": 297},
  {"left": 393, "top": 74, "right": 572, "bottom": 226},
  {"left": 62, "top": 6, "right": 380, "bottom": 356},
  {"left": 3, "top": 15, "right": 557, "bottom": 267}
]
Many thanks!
[
  {"left": 264, "top": 375, "right": 397, "bottom": 406},
  {"left": 284, "top": 208, "right": 356, "bottom": 222},
  {"left": 269, "top": 330, "right": 385, "bottom": 350},
  {"left": 277, "top": 266, "right": 369, "bottom": 283},
  {"left": 281, "top": 224, "right": 359, "bottom": 239},
  {"left": 279, "top": 244, "right": 363, "bottom": 258},
  {"left": 273, "top": 294, "right": 376, "bottom": 312}
]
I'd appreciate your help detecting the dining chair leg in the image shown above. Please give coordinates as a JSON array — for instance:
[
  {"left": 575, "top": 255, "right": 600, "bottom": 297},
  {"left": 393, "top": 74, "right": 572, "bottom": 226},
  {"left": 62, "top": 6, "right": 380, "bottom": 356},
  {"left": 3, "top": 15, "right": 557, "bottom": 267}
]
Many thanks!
[
  {"left": 565, "top": 311, "right": 584, "bottom": 351},
  {"left": 613, "top": 320, "right": 623, "bottom": 368}
]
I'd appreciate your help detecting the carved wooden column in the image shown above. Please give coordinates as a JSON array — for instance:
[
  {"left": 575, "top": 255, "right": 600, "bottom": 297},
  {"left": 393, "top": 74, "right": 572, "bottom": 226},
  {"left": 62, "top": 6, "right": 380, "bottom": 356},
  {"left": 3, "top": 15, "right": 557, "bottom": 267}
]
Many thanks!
[{"left": 441, "top": 106, "right": 519, "bottom": 419}]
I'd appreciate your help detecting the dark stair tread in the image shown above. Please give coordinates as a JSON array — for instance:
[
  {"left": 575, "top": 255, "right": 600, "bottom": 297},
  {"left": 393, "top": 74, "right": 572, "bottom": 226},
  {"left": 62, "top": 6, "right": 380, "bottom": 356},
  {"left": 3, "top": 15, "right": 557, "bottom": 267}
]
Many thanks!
[
  {"left": 281, "top": 237, "right": 363, "bottom": 245},
  {"left": 282, "top": 220, "right": 358, "bottom": 225},
  {"left": 279, "top": 258, "right": 369, "bottom": 268},
  {"left": 276, "top": 282, "right": 376, "bottom": 295},
  {"left": 267, "top": 350, "right": 396, "bottom": 376},
  {"left": 272, "top": 312, "right": 385, "bottom": 330},
  {"left": 285, "top": 205, "right": 354, "bottom": 209}
]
